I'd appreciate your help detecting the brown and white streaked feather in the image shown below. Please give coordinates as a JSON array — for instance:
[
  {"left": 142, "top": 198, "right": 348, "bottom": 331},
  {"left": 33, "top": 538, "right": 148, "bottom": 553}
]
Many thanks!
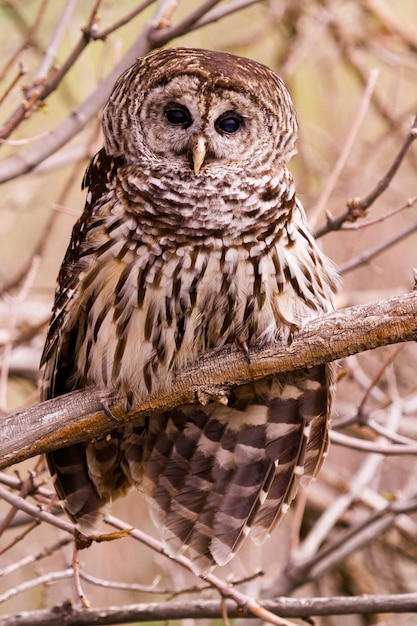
[{"left": 41, "top": 47, "right": 338, "bottom": 574}]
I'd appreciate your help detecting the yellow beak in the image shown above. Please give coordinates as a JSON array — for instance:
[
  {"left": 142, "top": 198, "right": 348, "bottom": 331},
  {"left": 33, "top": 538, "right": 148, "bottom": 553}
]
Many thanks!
[{"left": 192, "top": 134, "right": 207, "bottom": 175}]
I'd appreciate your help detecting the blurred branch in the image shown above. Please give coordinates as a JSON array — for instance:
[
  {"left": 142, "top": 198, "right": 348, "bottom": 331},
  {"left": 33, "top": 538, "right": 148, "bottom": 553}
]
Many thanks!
[
  {"left": 310, "top": 67, "right": 380, "bottom": 226},
  {"left": 0, "top": 122, "right": 99, "bottom": 299},
  {"left": 316, "top": 114, "right": 417, "bottom": 237},
  {"left": 339, "top": 194, "right": 417, "bottom": 231},
  {"left": 1, "top": 592, "right": 417, "bottom": 625},
  {"left": 362, "top": 0, "right": 417, "bottom": 50},
  {"left": 0, "top": 0, "right": 260, "bottom": 182},
  {"left": 295, "top": 395, "right": 403, "bottom": 562},
  {"left": 339, "top": 220, "right": 417, "bottom": 274},
  {"left": 0, "top": 0, "right": 48, "bottom": 82},
  {"left": 1, "top": 289, "right": 417, "bottom": 470},
  {"left": 0, "top": 255, "right": 40, "bottom": 410},
  {"left": 274, "top": 486, "right": 417, "bottom": 596},
  {"left": 328, "top": 15, "right": 407, "bottom": 135},
  {"left": 33, "top": 0, "right": 78, "bottom": 81},
  {"left": 330, "top": 429, "right": 417, "bottom": 455},
  {"left": 3, "top": 477, "right": 417, "bottom": 623}
]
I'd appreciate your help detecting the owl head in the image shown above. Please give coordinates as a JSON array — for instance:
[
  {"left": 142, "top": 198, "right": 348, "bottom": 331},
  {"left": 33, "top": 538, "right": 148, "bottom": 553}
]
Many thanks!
[{"left": 103, "top": 47, "right": 298, "bottom": 176}]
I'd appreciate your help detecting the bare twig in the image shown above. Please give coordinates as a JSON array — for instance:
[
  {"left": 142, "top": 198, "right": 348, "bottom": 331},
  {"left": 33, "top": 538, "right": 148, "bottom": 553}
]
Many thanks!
[
  {"left": 356, "top": 346, "right": 404, "bottom": 416},
  {"left": 0, "top": 568, "right": 74, "bottom": 605},
  {"left": 0, "top": 0, "right": 48, "bottom": 83},
  {"left": 316, "top": 114, "right": 417, "bottom": 237},
  {"left": 330, "top": 430, "right": 417, "bottom": 455},
  {"left": 0, "top": 538, "right": 72, "bottom": 576},
  {"left": 95, "top": 0, "right": 157, "bottom": 39},
  {"left": 104, "top": 517, "right": 298, "bottom": 626},
  {"left": 339, "top": 220, "right": 417, "bottom": 274},
  {"left": 150, "top": 0, "right": 224, "bottom": 44},
  {"left": 310, "top": 68, "right": 380, "bottom": 226},
  {"left": 339, "top": 194, "right": 417, "bottom": 230},
  {"left": 33, "top": 0, "right": 78, "bottom": 81},
  {"left": 0, "top": 484, "right": 74, "bottom": 534},
  {"left": 0, "top": 0, "right": 262, "bottom": 182},
  {"left": 0, "top": 485, "right": 292, "bottom": 625},
  {"left": 0, "top": 63, "right": 27, "bottom": 108},
  {"left": 165, "top": 0, "right": 262, "bottom": 33},
  {"left": 0, "top": 1, "right": 106, "bottom": 139}
]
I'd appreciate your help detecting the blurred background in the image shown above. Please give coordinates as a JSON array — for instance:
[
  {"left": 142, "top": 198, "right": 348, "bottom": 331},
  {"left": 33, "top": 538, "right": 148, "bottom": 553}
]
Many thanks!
[{"left": 1, "top": 1, "right": 417, "bottom": 625}]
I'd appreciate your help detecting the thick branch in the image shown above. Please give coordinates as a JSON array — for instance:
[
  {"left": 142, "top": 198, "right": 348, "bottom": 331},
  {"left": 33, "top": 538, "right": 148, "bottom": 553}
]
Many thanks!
[{"left": 1, "top": 290, "right": 416, "bottom": 471}]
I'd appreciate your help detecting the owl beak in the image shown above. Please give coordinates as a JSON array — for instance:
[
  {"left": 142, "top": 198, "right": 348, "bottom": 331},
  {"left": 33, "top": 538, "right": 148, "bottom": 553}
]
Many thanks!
[{"left": 192, "top": 134, "right": 207, "bottom": 175}]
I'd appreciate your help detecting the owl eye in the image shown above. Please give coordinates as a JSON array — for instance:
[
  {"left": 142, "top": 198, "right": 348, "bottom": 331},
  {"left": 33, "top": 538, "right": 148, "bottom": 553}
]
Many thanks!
[
  {"left": 215, "top": 113, "right": 242, "bottom": 134},
  {"left": 164, "top": 105, "right": 192, "bottom": 127}
]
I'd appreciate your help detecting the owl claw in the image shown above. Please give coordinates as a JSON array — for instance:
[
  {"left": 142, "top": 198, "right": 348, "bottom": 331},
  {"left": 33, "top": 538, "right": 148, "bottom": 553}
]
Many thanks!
[
  {"left": 235, "top": 335, "right": 251, "bottom": 364},
  {"left": 101, "top": 400, "right": 119, "bottom": 422},
  {"left": 74, "top": 526, "right": 133, "bottom": 548}
]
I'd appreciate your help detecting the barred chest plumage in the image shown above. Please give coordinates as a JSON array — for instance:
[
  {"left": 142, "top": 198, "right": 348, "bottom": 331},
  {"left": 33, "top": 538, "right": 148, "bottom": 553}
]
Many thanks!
[{"left": 68, "top": 167, "right": 335, "bottom": 400}]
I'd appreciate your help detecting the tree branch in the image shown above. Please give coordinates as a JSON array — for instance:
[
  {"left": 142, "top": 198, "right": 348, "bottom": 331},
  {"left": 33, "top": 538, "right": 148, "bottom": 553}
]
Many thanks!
[
  {"left": 2, "top": 290, "right": 416, "bottom": 471},
  {"left": 1, "top": 593, "right": 417, "bottom": 626},
  {"left": 315, "top": 114, "right": 417, "bottom": 238}
]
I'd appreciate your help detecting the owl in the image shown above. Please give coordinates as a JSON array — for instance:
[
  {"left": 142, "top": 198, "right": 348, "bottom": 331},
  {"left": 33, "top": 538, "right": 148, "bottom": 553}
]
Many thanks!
[{"left": 41, "top": 47, "right": 338, "bottom": 575}]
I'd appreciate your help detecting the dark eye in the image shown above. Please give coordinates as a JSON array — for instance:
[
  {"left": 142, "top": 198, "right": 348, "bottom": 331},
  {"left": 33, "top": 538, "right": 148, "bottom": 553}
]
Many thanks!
[
  {"left": 215, "top": 113, "right": 242, "bottom": 134},
  {"left": 164, "top": 105, "right": 192, "bottom": 127}
]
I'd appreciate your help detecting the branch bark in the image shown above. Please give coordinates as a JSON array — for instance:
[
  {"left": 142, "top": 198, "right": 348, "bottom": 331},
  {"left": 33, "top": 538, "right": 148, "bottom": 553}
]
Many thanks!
[{"left": 2, "top": 290, "right": 416, "bottom": 471}]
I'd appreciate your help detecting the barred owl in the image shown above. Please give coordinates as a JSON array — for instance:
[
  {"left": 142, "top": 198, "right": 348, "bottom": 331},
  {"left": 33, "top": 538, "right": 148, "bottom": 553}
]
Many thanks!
[{"left": 41, "top": 47, "right": 338, "bottom": 575}]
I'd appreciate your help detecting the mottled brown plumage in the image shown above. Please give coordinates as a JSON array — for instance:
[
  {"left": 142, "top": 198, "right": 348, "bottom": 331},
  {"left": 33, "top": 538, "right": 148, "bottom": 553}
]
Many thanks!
[{"left": 41, "top": 47, "right": 338, "bottom": 574}]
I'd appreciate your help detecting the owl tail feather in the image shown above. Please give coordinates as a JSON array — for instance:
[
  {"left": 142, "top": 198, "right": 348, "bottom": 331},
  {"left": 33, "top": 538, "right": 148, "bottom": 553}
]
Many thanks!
[
  {"left": 47, "top": 431, "right": 133, "bottom": 536},
  {"left": 134, "top": 368, "right": 331, "bottom": 575},
  {"left": 47, "top": 445, "right": 109, "bottom": 535}
]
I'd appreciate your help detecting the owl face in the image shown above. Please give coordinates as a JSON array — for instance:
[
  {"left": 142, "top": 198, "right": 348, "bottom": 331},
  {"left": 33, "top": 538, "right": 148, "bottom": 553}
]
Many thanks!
[
  {"left": 103, "top": 48, "right": 298, "bottom": 176},
  {"left": 140, "top": 75, "right": 271, "bottom": 173}
]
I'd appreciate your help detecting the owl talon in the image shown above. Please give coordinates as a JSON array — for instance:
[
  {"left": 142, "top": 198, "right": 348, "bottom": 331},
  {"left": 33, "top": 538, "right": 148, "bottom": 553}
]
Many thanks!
[
  {"left": 235, "top": 335, "right": 251, "bottom": 364},
  {"left": 74, "top": 528, "right": 93, "bottom": 550},
  {"left": 91, "top": 528, "right": 134, "bottom": 543},
  {"left": 101, "top": 400, "right": 119, "bottom": 422},
  {"left": 197, "top": 387, "right": 229, "bottom": 406},
  {"left": 74, "top": 527, "right": 132, "bottom": 549}
]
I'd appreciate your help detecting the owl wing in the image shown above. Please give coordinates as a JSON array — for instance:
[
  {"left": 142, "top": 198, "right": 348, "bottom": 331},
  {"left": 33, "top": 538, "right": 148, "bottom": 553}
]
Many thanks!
[
  {"left": 41, "top": 148, "right": 122, "bottom": 399},
  {"left": 41, "top": 148, "right": 128, "bottom": 532},
  {"left": 122, "top": 365, "right": 333, "bottom": 574}
]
